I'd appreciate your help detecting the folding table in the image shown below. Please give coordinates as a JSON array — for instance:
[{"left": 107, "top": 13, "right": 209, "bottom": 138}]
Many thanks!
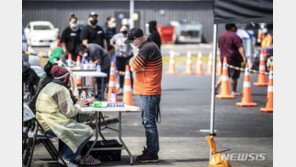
[{"left": 79, "top": 105, "right": 141, "bottom": 165}]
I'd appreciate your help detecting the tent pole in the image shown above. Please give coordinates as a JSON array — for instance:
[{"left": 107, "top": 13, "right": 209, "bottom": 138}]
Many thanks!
[
  {"left": 209, "top": 23, "right": 218, "bottom": 158},
  {"left": 129, "top": 0, "right": 134, "bottom": 28}
]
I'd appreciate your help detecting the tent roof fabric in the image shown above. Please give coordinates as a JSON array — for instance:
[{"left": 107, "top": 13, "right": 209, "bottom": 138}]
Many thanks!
[{"left": 214, "top": 0, "right": 273, "bottom": 24}]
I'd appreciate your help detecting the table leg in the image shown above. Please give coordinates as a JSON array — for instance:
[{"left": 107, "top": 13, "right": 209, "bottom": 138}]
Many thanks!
[
  {"left": 94, "top": 77, "right": 97, "bottom": 97},
  {"left": 101, "top": 77, "right": 104, "bottom": 100},
  {"left": 118, "top": 112, "right": 133, "bottom": 165},
  {"left": 84, "top": 112, "right": 98, "bottom": 165},
  {"left": 98, "top": 112, "right": 106, "bottom": 140}
]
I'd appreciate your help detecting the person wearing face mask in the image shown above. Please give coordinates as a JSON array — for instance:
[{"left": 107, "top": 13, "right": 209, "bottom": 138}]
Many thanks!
[
  {"left": 80, "top": 11, "right": 108, "bottom": 51},
  {"left": 77, "top": 43, "right": 111, "bottom": 100},
  {"left": 35, "top": 65, "right": 100, "bottom": 166},
  {"left": 125, "top": 28, "right": 162, "bottom": 163},
  {"left": 148, "top": 20, "right": 161, "bottom": 49},
  {"left": 60, "top": 13, "right": 82, "bottom": 61},
  {"left": 110, "top": 25, "right": 133, "bottom": 94},
  {"left": 215, "top": 23, "right": 247, "bottom": 96},
  {"left": 103, "top": 16, "right": 117, "bottom": 56}
]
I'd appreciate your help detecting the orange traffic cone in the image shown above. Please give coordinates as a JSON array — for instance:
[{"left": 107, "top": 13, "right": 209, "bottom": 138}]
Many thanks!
[
  {"left": 206, "top": 51, "right": 213, "bottom": 75},
  {"left": 236, "top": 63, "right": 257, "bottom": 107},
  {"left": 195, "top": 50, "right": 204, "bottom": 75},
  {"left": 76, "top": 55, "right": 81, "bottom": 67},
  {"left": 76, "top": 75, "right": 82, "bottom": 85},
  {"left": 123, "top": 65, "right": 133, "bottom": 106},
  {"left": 254, "top": 51, "right": 268, "bottom": 86},
  {"left": 166, "top": 48, "right": 178, "bottom": 75},
  {"left": 260, "top": 65, "right": 273, "bottom": 113},
  {"left": 67, "top": 53, "right": 72, "bottom": 67},
  {"left": 107, "top": 61, "right": 118, "bottom": 102},
  {"left": 216, "top": 58, "right": 222, "bottom": 76},
  {"left": 183, "top": 49, "right": 195, "bottom": 74},
  {"left": 216, "top": 57, "right": 235, "bottom": 99}
]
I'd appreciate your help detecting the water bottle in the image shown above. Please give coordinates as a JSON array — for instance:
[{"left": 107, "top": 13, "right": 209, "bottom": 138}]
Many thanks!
[
  {"left": 110, "top": 89, "right": 116, "bottom": 103},
  {"left": 73, "top": 89, "right": 79, "bottom": 97},
  {"left": 80, "top": 90, "right": 86, "bottom": 100},
  {"left": 96, "top": 63, "right": 101, "bottom": 72}
]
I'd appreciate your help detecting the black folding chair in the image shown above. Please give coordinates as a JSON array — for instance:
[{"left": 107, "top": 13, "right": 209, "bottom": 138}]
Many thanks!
[{"left": 22, "top": 103, "right": 67, "bottom": 167}]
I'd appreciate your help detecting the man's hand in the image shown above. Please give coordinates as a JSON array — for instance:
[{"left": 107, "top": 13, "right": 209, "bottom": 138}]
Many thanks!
[
  {"left": 238, "top": 46, "right": 247, "bottom": 64},
  {"left": 129, "top": 56, "right": 135, "bottom": 72},
  {"left": 94, "top": 59, "right": 102, "bottom": 65},
  {"left": 243, "top": 57, "right": 247, "bottom": 64}
]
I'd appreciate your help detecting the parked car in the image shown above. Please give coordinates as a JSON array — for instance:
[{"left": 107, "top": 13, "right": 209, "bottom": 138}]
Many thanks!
[
  {"left": 24, "top": 21, "right": 59, "bottom": 46},
  {"left": 171, "top": 21, "right": 203, "bottom": 44}
]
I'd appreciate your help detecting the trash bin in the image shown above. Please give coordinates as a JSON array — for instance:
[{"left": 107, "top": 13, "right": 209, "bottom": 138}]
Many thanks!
[{"left": 157, "top": 26, "right": 174, "bottom": 43}]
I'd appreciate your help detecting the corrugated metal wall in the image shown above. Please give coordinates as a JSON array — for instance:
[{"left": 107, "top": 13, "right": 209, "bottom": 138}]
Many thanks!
[{"left": 23, "top": 1, "right": 227, "bottom": 43}]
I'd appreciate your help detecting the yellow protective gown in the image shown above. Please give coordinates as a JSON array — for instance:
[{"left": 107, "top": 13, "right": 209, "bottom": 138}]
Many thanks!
[{"left": 36, "top": 82, "right": 93, "bottom": 153}]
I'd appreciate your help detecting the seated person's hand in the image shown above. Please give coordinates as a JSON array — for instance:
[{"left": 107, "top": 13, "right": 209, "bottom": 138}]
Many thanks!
[
  {"left": 76, "top": 100, "right": 89, "bottom": 108},
  {"left": 72, "top": 61, "right": 76, "bottom": 66},
  {"left": 86, "top": 97, "right": 96, "bottom": 105}
]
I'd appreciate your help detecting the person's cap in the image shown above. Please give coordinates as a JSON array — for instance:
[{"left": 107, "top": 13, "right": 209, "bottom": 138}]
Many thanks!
[
  {"left": 89, "top": 11, "right": 98, "bottom": 17},
  {"left": 124, "top": 28, "right": 144, "bottom": 44}
]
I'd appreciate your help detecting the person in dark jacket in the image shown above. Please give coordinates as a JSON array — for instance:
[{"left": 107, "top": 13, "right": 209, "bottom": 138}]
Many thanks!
[
  {"left": 22, "top": 60, "right": 40, "bottom": 99},
  {"left": 148, "top": 20, "right": 161, "bottom": 49},
  {"left": 103, "top": 16, "right": 117, "bottom": 56},
  {"left": 28, "top": 61, "right": 56, "bottom": 113}
]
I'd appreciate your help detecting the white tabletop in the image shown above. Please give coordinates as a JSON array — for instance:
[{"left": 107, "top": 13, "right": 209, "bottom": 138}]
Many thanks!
[
  {"left": 71, "top": 71, "right": 107, "bottom": 77},
  {"left": 79, "top": 105, "right": 141, "bottom": 113}
]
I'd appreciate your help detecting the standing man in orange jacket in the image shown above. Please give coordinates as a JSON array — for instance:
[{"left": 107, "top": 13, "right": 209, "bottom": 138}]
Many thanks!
[
  {"left": 125, "top": 28, "right": 162, "bottom": 163},
  {"left": 261, "top": 28, "right": 273, "bottom": 49}
]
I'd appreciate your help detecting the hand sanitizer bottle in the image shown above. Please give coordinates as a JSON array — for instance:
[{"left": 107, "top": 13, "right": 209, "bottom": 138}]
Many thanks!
[
  {"left": 110, "top": 89, "right": 116, "bottom": 103},
  {"left": 80, "top": 90, "right": 86, "bottom": 100},
  {"left": 96, "top": 63, "right": 101, "bottom": 72}
]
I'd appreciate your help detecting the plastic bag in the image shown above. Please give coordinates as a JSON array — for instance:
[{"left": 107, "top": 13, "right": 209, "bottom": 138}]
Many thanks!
[
  {"left": 206, "top": 135, "right": 231, "bottom": 167},
  {"left": 209, "top": 153, "right": 231, "bottom": 167}
]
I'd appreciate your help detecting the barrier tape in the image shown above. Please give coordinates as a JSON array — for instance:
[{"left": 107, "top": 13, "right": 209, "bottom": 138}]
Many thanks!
[
  {"left": 23, "top": 51, "right": 48, "bottom": 58},
  {"left": 226, "top": 64, "right": 269, "bottom": 75},
  {"left": 115, "top": 70, "right": 126, "bottom": 76}
]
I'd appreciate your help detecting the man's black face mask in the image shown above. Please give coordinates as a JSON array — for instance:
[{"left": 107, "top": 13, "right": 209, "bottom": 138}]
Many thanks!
[{"left": 90, "top": 19, "right": 98, "bottom": 26}]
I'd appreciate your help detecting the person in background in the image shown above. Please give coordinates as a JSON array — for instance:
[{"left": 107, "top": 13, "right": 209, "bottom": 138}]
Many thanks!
[
  {"left": 125, "top": 28, "right": 162, "bottom": 163},
  {"left": 103, "top": 16, "right": 117, "bottom": 58},
  {"left": 103, "top": 16, "right": 119, "bottom": 88},
  {"left": 36, "top": 65, "right": 100, "bottom": 166},
  {"left": 80, "top": 11, "right": 108, "bottom": 93},
  {"left": 61, "top": 13, "right": 82, "bottom": 62},
  {"left": 236, "top": 28, "right": 254, "bottom": 68},
  {"left": 77, "top": 44, "right": 111, "bottom": 100},
  {"left": 110, "top": 25, "right": 134, "bottom": 95},
  {"left": 22, "top": 60, "right": 40, "bottom": 99},
  {"left": 215, "top": 23, "right": 247, "bottom": 96},
  {"left": 80, "top": 11, "right": 107, "bottom": 50},
  {"left": 148, "top": 20, "right": 161, "bottom": 49},
  {"left": 48, "top": 38, "right": 65, "bottom": 63},
  {"left": 29, "top": 61, "right": 56, "bottom": 113},
  {"left": 261, "top": 28, "right": 273, "bottom": 49}
]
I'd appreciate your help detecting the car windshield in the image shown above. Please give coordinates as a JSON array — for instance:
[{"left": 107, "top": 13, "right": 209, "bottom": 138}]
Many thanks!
[{"left": 33, "top": 25, "right": 52, "bottom": 30}]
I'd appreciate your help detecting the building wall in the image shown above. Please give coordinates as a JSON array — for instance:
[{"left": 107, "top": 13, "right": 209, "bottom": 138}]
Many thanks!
[{"left": 23, "top": 1, "right": 227, "bottom": 43}]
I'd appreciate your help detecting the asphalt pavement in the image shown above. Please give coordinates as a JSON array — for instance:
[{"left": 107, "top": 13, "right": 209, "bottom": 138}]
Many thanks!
[{"left": 30, "top": 64, "right": 273, "bottom": 166}]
